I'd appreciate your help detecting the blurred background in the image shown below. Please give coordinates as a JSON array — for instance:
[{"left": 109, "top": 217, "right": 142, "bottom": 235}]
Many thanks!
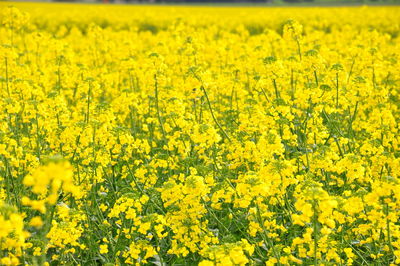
[{"left": 3, "top": 0, "right": 400, "bottom": 4}]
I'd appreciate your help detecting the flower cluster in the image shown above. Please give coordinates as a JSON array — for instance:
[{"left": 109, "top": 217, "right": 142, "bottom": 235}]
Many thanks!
[{"left": 0, "top": 3, "right": 400, "bottom": 265}]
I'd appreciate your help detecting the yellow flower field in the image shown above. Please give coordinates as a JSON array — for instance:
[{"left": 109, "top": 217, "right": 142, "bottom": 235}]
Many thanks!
[{"left": 0, "top": 2, "right": 400, "bottom": 265}]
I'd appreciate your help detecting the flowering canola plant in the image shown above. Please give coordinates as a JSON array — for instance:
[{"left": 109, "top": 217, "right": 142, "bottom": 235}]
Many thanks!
[{"left": 0, "top": 2, "right": 400, "bottom": 265}]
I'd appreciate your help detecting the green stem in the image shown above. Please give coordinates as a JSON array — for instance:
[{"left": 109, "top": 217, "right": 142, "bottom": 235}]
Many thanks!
[
  {"left": 385, "top": 202, "right": 393, "bottom": 253},
  {"left": 336, "top": 72, "right": 339, "bottom": 108},
  {"left": 154, "top": 74, "right": 166, "bottom": 140},
  {"left": 295, "top": 38, "right": 302, "bottom": 61},
  {"left": 86, "top": 81, "right": 91, "bottom": 124},
  {"left": 313, "top": 200, "right": 318, "bottom": 266},
  {"left": 201, "top": 86, "right": 231, "bottom": 142},
  {"left": 5, "top": 57, "right": 10, "bottom": 97},
  {"left": 314, "top": 70, "right": 318, "bottom": 86}
]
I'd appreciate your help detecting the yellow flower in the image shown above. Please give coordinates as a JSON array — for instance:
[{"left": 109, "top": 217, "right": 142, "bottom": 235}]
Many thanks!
[
  {"left": 29, "top": 216, "right": 43, "bottom": 228},
  {"left": 33, "top": 247, "right": 42, "bottom": 256},
  {"left": 99, "top": 244, "right": 108, "bottom": 254}
]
